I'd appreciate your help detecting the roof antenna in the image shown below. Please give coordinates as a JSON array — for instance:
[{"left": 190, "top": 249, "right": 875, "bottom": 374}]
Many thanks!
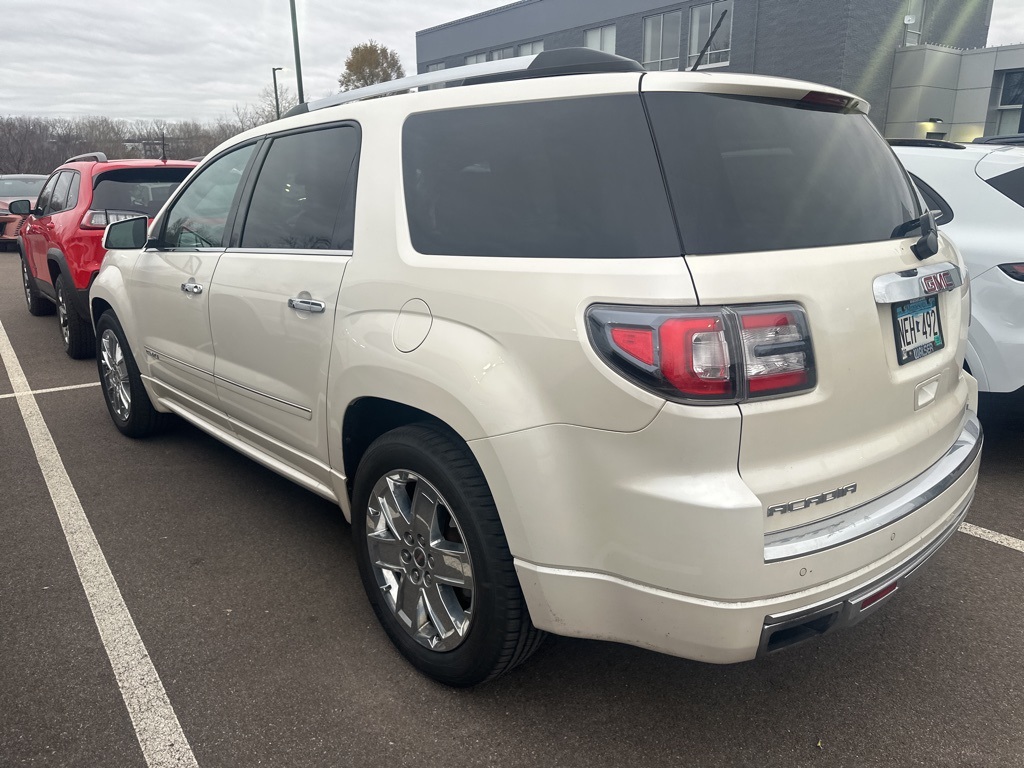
[
  {"left": 690, "top": 10, "right": 729, "bottom": 71},
  {"left": 161, "top": 131, "right": 167, "bottom": 163}
]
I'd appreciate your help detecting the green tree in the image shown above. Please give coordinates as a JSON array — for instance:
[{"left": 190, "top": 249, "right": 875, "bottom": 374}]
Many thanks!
[{"left": 338, "top": 40, "right": 405, "bottom": 92}]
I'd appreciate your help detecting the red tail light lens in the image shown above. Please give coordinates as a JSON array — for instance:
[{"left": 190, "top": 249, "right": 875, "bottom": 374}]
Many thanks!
[
  {"left": 81, "top": 210, "right": 148, "bottom": 230},
  {"left": 587, "top": 303, "right": 815, "bottom": 404},
  {"left": 737, "top": 309, "right": 812, "bottom": 394},
  {"left": 659, "top": 316, "right": 733, "bottom": 397}
]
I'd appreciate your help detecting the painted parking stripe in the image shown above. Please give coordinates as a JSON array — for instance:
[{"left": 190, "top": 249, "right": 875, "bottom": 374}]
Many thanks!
[
  {"left": 0, "top": 319, "right": 199, "bottom": 768},
  {"left": 959, "top": 522, "right": 1024, "bottom": 554},
  {"left": 0, "top": 381, "right": 101, "bottom": 400}
]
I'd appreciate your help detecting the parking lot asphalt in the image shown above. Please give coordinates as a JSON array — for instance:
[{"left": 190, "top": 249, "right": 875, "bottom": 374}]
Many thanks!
[{"left": 1, "top": 251, "right": 1022, "bottom": 768}]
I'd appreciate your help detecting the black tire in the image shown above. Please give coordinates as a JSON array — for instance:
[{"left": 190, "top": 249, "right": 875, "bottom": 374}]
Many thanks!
[
  {"left": 55, "top": 272, "right": 94, "bottom": 359},
  {"left": 352, "top": 424, "right": 545, "bottom": 687},
  {"left": 21, "top": 254, "right": 55, "bottom": 316},
  {"left": 95, "top": 311, "right": 169, "bottom": 438}
]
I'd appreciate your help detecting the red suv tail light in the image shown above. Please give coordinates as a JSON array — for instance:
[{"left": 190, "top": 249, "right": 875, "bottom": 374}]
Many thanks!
[
  {"left": 586, "top": 303, "right": 816, "bottom": 403},
  {"left": 81, "top": 210, "right": 146, "bottom": 230}
]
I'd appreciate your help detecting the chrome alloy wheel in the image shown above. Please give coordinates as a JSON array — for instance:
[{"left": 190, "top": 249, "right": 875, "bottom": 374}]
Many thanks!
[
  {"left": 21, "top": 258, "right": 32, "bottom": 308},
  {"left": 365, "top": 470, "right": 475, "bottom": 651},
  {"left": 99, "top": 328, "right": 131, "bottom": 421},
  {"left": 56, "top": 283, "right": 70, "bottom": 346}
]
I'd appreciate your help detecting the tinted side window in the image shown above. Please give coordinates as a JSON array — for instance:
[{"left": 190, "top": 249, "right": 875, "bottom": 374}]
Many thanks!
[
  {"left": 402, "top": 96, "right": 680, "bottom": 258},
  {"left": 163, "top": 145, "right": 255, "bottom": 249},
  {"left": 66, "top": 172, "right": 80, "bottom": 210},
  {"left": 46, "top": 172, "right": 75, "bottom": 215},
  {"left": 646, "top": 93, "right": 922, "bottom": 254},
  {"left": 241, "top": 125, "right": 359, "bottom": 250},
  {"left": 34, "top": 174, "right": 60, "bottom": 215},
  {"left": 986, "top": 166, "right": 1024, "bottom": 209},
  {"left": 909, "top": 173, "right": 954, "bottom": 225}
]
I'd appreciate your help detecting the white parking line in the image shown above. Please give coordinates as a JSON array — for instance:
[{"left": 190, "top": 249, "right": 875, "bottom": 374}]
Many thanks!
[
  {"left": 0, "top": 381, "right": 101, "bottom": 400},
  {"left": 0, "top": 319, "right": 199, "bottom": 768},
  {"left": 959, "top": 522, "right": 1024, "bottom": 554}
]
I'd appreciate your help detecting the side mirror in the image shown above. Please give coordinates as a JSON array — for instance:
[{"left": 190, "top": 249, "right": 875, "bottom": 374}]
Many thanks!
[
  {"left": 104, "top": 216, "right": 149, "bottom": 250},
  {"left": 8, "top": 199, "right": 32, "bottom": 216}
]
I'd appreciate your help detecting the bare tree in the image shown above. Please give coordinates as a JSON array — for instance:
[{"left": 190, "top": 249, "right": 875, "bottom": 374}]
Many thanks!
[{"left": 338, "top": 40, "right": 405, "bottom": 92}]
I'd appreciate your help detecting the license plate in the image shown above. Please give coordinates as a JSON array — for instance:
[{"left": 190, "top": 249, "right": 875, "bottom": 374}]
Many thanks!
[{"left": 892, "top": 295, "right": 944, "bottom": 365}]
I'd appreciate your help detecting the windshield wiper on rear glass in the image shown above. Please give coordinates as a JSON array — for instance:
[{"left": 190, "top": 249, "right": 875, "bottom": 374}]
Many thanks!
[{"left": 891, "top": 211, "right": 939, "bottom": 259}]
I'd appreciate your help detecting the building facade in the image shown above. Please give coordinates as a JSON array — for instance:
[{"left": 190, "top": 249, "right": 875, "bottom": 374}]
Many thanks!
[
  {"left": 416, "top": 0, "right": 993, "bottom": 130},
  {"left": 886, "top": 43, "right": 1024, "bottom": 141}
]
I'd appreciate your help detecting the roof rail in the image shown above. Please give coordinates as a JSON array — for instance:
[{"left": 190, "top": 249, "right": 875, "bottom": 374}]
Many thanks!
[
  {"left": 65, "top": 152, "right": 108, "bottom": 163},
  {"left": 284, "top": 48, "right": 645, "bottom": 117},
  {"left": 887, "top": 139, "right": 965, "bottom": 150}
]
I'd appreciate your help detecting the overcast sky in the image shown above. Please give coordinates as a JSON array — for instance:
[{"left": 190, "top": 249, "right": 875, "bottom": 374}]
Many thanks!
[{"left": 3, "top": 0, "right": 1024, "bottom": 124}]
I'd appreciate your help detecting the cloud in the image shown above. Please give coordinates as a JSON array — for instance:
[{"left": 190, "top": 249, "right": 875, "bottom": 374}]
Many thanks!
[{"left": 3, "top": 0, "right": 1023, "bottom": 122}]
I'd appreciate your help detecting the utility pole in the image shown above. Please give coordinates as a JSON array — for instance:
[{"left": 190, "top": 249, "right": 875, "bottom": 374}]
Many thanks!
[
  {"left": 289, "top": 0, "right": 305, "bottom": 103},
  {"left": 272, "top": 67, "right": 283, "bottom": 119}
]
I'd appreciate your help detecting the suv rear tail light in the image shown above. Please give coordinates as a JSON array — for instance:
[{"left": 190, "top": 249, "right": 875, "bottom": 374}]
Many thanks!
[
  {"left": 81, "top": 210, "right": 146, "bottom": 229},
  {"left": 998, "top": 263, "right": 1024, "bottom": 281},
  {"left": 587, "top": 303, "right": 815, "bottom": 403}
]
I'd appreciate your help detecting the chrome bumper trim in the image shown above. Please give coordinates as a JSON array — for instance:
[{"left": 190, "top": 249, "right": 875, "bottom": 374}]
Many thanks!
[
  {"left": 758, "top": 492, "right": 972, "bottom": 655},
  {"left": 764, "top": 413, "right": 982, "bottom": 563}
]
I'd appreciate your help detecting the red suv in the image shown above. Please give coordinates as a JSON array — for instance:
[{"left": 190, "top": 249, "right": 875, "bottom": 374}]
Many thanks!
[{"left": 12, "top": 153, "right": 196, "bottom": 357}]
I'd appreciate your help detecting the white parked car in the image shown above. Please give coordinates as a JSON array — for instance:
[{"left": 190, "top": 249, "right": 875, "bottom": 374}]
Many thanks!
[
  {"left": 91, "top": 50, "right": 981, "bottom": 686},
  {"left": 892, "top": 139, "right": 1024, "bottom": 393}
]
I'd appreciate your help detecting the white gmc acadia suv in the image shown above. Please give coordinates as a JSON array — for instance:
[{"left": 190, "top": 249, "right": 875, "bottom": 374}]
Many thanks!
[{"left": 91, "top": 50, "right": 982, "bottom": 686}]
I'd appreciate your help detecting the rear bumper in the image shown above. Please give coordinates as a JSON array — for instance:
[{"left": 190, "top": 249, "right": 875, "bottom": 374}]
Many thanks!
[{"left": 511, "top": 413, "right": 982, "bottom": 663}]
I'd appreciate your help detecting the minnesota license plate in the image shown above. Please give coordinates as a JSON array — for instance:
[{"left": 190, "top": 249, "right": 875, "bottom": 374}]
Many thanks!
[{"left": 892, "top": 295, "right": 944, "bottom": 365}]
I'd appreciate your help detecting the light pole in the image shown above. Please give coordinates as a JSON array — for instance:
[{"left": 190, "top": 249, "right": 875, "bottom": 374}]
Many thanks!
[
  {"left": 271, "top": 67, "right": 283, "bottom": 119},
  {"left": 288, "top": 0, "right": 305, "bottom": 104}
]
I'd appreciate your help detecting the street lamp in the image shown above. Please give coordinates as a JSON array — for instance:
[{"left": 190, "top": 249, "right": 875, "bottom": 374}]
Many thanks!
[
  {"left": 271, "top": 67, "right": 283, "bottom": 119},
  {"left": 289, "top": 0, "right": 305, "bottom": 104}
]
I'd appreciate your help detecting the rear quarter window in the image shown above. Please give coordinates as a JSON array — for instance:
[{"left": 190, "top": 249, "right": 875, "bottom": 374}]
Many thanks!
[
  {"left": 986, "top": 166, "right": 1024, "bottom": 208},
  {"left": 402, "top": 96, "right": 680, "bottom": 258}
]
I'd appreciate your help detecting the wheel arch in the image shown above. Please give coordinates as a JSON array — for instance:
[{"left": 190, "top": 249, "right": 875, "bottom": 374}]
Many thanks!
[{"left": 340, "top": 396, "right": 473, "bottom": 503}]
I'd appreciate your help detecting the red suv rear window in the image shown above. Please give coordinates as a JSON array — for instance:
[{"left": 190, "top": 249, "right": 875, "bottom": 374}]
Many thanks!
[{"left": 92, "top": 168, "right": 192, "bottom": 218}]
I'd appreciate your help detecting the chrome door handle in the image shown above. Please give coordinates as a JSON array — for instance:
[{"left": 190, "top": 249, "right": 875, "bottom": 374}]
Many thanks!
[
  {"left": 181, "top": 281, "right": 203, "bottom": 295},
  {"left": 288, "top": 298, "right": 326, "bottom": 313}
]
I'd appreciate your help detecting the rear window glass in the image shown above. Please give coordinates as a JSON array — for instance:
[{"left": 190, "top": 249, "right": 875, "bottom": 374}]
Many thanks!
[
  {"left": 93, "top": 168, "right": 192, "bottom": 218},
  {"left": 645, "top": 93, "right": 922, "bottom": 254},
  {"left": 986, "top": 166, "right": 1024, "bottom": 208},
  {"left": 402, "top": 96, "right": 680, "bottom": 258},
  {"left": 0, "top": 177, "right": 46, "bottom": 197}
]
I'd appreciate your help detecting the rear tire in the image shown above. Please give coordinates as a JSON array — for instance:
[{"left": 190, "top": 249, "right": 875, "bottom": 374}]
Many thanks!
[
  {"left": 55, "top": 273, "right": 94, "bottom": 359},
  {"left": 21, "top": 254, "right": 55, "bottom": 317},
  {"left": 352, "top": 424, "right": 545, "bottom": 687},
  {"left": 95, "top": 311, "right": 169, "bottom": 438}
]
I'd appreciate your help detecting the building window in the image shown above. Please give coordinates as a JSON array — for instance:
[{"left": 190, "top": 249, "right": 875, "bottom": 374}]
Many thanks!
[
  {"left": 425, "top": 62, "right": 445, "bottom": 90},
  {"left": 643, "top": 11, "right": 682, "bottom": 71},
  {"left": 584, "top": 24, "right": 616, "bottom": 54},
  {"left": 688, "top": 1, "right": 732, "bottom": 69},
  {"left": 904, "top": 0, "right": 926, "bottom": 46},
  {"left": 518, "top": 40, "right": 544, "bottom": 56},
  {"left": 465, "top": 53, "right": 488, "bottom": 65},
  {"left": 492, "top": 46, "right": 516, "bottom": 60},
  {"left": 997, "top": 70, "right": 1024, "bottom": 135}
]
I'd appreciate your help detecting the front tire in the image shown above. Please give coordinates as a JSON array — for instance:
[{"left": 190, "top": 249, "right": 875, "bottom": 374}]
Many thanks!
[
  {"left": 21, "top": 255, "right": 55, "bottom": 317},
  {"left": 96, "top": 311, "right": 168, "bottom": 438},
  {"left": 55, "top": 273, "right": 94, "bottom": 359},
  {"left": 352, "top": 424, "right": 545, "bottom": 687}
]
